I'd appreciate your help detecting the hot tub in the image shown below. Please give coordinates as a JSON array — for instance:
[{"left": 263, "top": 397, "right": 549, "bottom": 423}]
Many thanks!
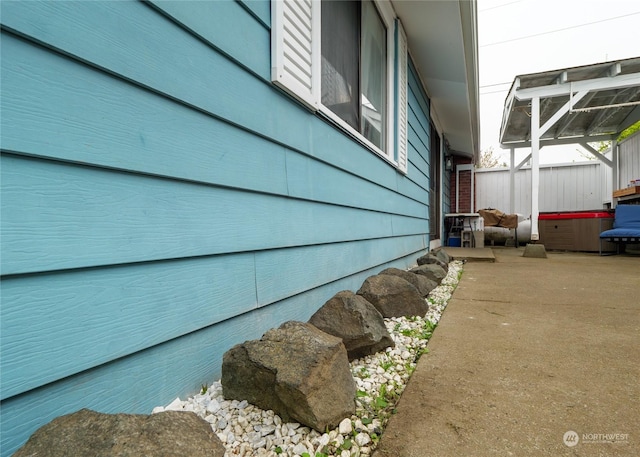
[{"left": 539, "top": 211, "right": 615, "bottom": 252}]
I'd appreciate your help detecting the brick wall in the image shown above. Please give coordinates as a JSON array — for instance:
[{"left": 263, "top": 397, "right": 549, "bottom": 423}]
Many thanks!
[{"left": 450, "top": 156, "right": 475, "bottom": 213}]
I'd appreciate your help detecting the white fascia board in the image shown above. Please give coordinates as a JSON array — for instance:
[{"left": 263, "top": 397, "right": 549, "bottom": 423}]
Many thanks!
[
  {"left": 500, "top": 132, "right": 615, "bottom": 149},
  {"left": 514, "top": 72, "right": 640, "bottom": 100},
  {"left": 459, "top": 0, "right": 480, "bottom": 159},
  {"left": 499, "top": 78, "right": 520, "bottom": 143},
  {"left": 429, "top": 104, "right": 443, "bottom": 136}
]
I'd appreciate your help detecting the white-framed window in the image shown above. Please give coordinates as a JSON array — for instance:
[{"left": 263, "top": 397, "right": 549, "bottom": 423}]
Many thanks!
[{"left": 271, "top": 0, "right": 408, "bottom": 173}]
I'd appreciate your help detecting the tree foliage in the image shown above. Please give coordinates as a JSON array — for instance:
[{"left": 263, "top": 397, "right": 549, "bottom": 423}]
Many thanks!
[
  {"left": 477, "top": 147, "right": 506, "bottom": 168},
  {"left": 618, "top": 120, "right": 640, "bottom": 142},
  {"left": 580, "top": 120, "right": 640, "bottom": 160}
]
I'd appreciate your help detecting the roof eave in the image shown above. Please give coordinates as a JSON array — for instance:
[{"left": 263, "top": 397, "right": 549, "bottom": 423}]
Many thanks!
[{"left": 393, "top": 0, "right": 480, "bottom": 161}]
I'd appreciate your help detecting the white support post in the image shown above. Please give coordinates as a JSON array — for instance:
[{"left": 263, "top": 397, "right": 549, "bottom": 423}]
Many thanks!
[
  {"left": 509, "top": 148, "right": 515, "bottom": 214},
  {"left": 612, "top": 139, "right": 619, "bottom": 208},
  {"left": 531, "top": 96, "right": 540, "bottom": 241}
]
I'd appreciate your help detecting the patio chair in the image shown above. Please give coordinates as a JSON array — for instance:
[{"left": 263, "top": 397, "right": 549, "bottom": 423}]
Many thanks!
[{"left": 599, "top": 205, "right": 640, "bottom": 255}]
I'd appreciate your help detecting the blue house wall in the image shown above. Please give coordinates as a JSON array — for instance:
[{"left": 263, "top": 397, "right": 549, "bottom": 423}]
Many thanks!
[{"left": 0, "top": 1, "right": 436, "bottom": 453}]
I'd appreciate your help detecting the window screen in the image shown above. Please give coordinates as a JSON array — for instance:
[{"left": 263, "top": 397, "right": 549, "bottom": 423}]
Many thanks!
[
  {"left": 273, "top": 0, "right": 405, "bottom": 166},
  {"left": 321, "top": 0, "right": 360, "bottom": 131},
  {"left": 321, "top": 0, "right": 387, "bottom": 150},
  {"left": 361, "top": 0, "right": 386, "bottom": 149}
]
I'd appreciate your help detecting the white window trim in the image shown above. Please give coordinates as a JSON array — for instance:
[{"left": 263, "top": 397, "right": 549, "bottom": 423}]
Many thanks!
[
  {"left": 378, "top": 0, "right": 397, "bottom": 162},
  {"left": 272, "top": 0, "right": 407, "bottom": 172},
  {"left": 318, "top": 104, "right": 395, "bottom": 165}
]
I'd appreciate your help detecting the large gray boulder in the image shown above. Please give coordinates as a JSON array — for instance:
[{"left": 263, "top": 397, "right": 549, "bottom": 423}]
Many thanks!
[
  {"left": 416, "top": 253, "right": 448, "bottom": 272},
  {"left": 222, "top": 321, "right": 355, "bottom": 432},
  {"left": 431, "top": 247, "right": 451, "bottom": 264},
  {"left": 357, "top": 274, "right": 429, "bottom": 318},
  {"left": 14, "top": 409, "right": 225, "bottom": 457},
  {"left": 309, "top": 290, "right": 394, "bottom": 361},
  {"left": 378, "top": 267, "right": 437, "bottom": 297},
  {"left": 410, "top": 264, "right": 447, "bottom": 284}
]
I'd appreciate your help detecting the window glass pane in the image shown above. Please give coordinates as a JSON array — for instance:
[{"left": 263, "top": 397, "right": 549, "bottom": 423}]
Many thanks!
[
  {"left": 321, "top": 0, "right": 360, "bottom": 131},
  {"left": 360, "top": 0, "right": 386, "bottom": 149}
]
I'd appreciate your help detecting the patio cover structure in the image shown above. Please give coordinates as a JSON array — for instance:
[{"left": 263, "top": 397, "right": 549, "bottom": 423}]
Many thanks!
[{"left": 499, "top": 57, "right": 640, "bottom": 240}]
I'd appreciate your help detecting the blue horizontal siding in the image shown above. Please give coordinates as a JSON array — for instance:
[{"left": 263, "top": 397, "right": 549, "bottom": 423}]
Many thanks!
[
  {"left": 1, "top": 235, "right": 425, "bottom": 401},
  {"left": 0, "top": 0, "right": 400, "bottom": 192},
  {"left": 408, "top": 99, "right": 431, "bottom": 167},
  {"left": 0, "top": 249, "right": 423, "bottom": 455},
  {"left": 284, "top": 151, "right": 427, "bottom": 216},
  {"left": 255, "top": 235, "right": 426, "bottom": 306},
  {"left": 1, "top": 30, "right": 424, "bottom": 225},
  {"left": 406, "top": 61, "right": 433, "bottom": 239},
  {"left": 1, "top": 253, "right": 258, "bottom": 400},
  {"left": 237, "top": 0, "right": 271, "bottom": 27},
  {"left": 0, "top": 0, "right": 312, "bottom": 157},
  {"left": 2, "top": 154, "right": 426, "bottom": 275},
  {"left": 147, "top": 0, "right": 270, "bottom": 78},
  {"left": 0, "top": 307, "right": 268, "bottom": 457},
  {"left": 0, "top": 30, "right": 289, "bottom": 196},
  {"left": 0, "top": 1, "right": 436, "bottom": 454},
  {"left": 408, "top": 60, "right": 430, "bottom": 126},
  {"left": 407, "top": 142, "right": 429, "bottom": 185}
]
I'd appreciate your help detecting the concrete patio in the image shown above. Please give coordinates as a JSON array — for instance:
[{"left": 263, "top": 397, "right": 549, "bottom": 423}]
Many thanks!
[{"left": 374, "top": 247, "right": 639, "bottom": 457}]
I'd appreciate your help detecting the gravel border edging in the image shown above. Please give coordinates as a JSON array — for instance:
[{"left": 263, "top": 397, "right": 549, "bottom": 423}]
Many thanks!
[{"left": 152, "top": 260, "right": 464, "bottom": 457}]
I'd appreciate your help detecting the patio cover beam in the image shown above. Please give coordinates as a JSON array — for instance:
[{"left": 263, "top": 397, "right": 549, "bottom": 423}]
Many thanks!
[
  {"left": 579, "top": 142, "right": 613, "bottom": 168},
  {"left": 515, "top": 153, "right": 532, "bottom": 171},
  {"left": 540, "top": 91, "right": 589, "bottom": 137},
  {"left": 554, "top": 91, "right": 597, "bottom": 137},
  {"left": 514, "top": 72, "right": 640, "bottom": 100},
  {"left": 500, "top": 133, "right": 615, "bottom": 149}
]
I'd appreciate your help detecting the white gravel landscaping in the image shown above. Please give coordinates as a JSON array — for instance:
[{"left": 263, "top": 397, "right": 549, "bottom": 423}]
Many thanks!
[{"left": 152, "top": 260, "right": 463, "bottom": 457}]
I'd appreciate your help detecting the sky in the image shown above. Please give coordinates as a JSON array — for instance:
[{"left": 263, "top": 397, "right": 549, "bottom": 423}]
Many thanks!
[{"left": 478, "top": 0, "right": 640, "bottom": 165}]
